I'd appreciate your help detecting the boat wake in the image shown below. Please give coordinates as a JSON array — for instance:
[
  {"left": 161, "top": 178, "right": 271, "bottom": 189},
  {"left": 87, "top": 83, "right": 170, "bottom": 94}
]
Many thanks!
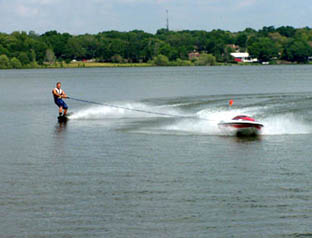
[
  {"left": 68, "top": 94, "right": 312, "bottom": 136},
  {"left": 261, "top": 114, "right": 312, "bottom": 135}
]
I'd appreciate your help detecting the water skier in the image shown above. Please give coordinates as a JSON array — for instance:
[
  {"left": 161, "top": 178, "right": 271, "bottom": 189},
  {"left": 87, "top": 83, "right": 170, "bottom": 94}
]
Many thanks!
[{"left": 52, "top": 82, "right": 68, "bottom": 117}]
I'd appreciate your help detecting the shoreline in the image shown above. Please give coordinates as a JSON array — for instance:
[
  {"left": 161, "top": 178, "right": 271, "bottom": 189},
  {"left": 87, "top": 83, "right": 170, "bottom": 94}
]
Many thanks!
[{"left": 1, "top": 61, "right": 312, "bottom": 70}]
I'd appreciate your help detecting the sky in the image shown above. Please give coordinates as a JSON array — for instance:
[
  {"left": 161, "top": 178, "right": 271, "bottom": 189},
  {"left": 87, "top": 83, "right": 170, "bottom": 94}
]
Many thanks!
[{"left": 1, "top": 0, "right": 312, "bottom": 35}]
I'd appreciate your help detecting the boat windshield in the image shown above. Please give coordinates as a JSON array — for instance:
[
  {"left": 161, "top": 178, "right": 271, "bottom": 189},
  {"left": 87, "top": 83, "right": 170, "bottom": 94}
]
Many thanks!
[{"left": 232, "top": 115, "right": 255, "bottom": 121}]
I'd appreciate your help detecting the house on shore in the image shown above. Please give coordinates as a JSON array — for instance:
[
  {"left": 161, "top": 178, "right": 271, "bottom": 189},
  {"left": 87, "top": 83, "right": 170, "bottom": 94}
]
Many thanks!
[
  {"left": 188, "top": 51, "right": 200, "bottom": 60},
  {"left": 230, "top": 52, "right": 258, "bottom": 63}
]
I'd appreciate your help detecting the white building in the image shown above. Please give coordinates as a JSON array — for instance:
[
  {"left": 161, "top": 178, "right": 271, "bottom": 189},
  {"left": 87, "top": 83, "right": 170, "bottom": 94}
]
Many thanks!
[{"left": 230, "top": 52, "right": 258, "bottom": 63}]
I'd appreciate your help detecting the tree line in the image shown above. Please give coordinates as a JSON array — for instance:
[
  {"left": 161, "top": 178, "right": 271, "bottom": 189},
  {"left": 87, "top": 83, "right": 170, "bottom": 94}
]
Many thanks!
[{"left": 1, "top": 26, "right": 312, "bottom": 69}]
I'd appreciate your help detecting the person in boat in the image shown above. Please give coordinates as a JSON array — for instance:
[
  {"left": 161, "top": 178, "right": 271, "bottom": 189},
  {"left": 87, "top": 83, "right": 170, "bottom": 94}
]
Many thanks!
[{"left": 52, "top": 82, "right": 68, "bottom": 117}]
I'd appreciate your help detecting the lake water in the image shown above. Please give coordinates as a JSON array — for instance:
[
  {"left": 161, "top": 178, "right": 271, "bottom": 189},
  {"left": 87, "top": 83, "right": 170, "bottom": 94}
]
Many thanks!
[{"left": 1, "top": 66, "right": 312, "bottom": 238}]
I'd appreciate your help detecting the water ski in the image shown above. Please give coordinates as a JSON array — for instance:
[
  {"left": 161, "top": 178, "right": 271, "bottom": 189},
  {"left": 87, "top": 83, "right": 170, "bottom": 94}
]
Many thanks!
[
  {"left": 58, "top": 115, "right": 69, "bottom": 123},
  {"left": 57, "top": 112, "right": 72, "bottom": 123}
]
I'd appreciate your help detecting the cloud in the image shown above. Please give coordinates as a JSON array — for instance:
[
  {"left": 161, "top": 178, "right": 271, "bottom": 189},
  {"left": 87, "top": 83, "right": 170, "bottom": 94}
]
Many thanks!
[
  {"left": 16, "top": 4, "right": 39, "bottom": 17},
  {"left": 236, "top": 0, "right": 257, "bottom": 9},
  {"left": 29, "top": 0, "right": 60, "bottom": 5}
]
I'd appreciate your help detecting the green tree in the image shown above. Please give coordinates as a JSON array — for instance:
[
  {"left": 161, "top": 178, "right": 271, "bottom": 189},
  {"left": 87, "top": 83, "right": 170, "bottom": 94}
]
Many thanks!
[
  {"left": 0, "top": 44, "right": 9, "bottom": 56},
  {"left": 125, "top": 30, "right": 152, "bottom": 62},
  {"left": 30, "top": 49, "right": 37, "bottom": 63},
  {"left": 41, "top": 31, "right": 72, "bottom": 59},
  {"left": 283, "top": 40, "right": 312, "bottom": 63},
  {"left": 159, "top": 43, "right": 176, "bottom": 60},
  {"left": 10, "top": 57, "right": 22, "bottom": 69},
  {"left": 192, "top": 30, "right": 209, "bottom": 51},
  {"left": 0, "top": 54, "right": 10, "bottom": 69},
  {"left": 141, "top": 38, "right": 162, "bottom": 61},
  {"left": 156, "top": 28, "right": 169, "bottom": 35},
  {"left": 276, "top": 26, "right": 296, "bottom": 37},
  {"left": 94, "top": 36, "right": 110, "bottom": 61},
  {"left": 18, "top": 52, "right": 30, "bottom": 65},
  {"left": 174, "top": 58, "right": 193, "bottom": 66},
  {"left": 107, "top": 39, "right": 128, "bottom": 61},
  {"left": 259, "top": 26, "right": 276, "bottom": 37},
  {"left": 224, "top": 46, "right": 235, "bottom": 63},
  {"left": 194, "top": 53, "right": 216, "bottom": 66},
  {"left": 31, "top": 40, "right": 48, "bottom": 64},
  {"left": 79, "top": 34, "right": 99, "bottom": 59},
  {"left": 64, "top": 37, "right": 86, "bottom": 60},
  {"left": 235, "top": 33, "right": 248, "bottom": 49},
  {"left": 10, "top": 31, "right": 30, "bottom": 53},
  {"left": 248, "top": 37, "right": 279, "bottom": 62},
  {"left": 153, "top": 54, "right": 169, "bottom": 66},
  {"left": 44, "top": 48, "right": 56, "bottom": 64},
  {"left": 111, "top": 54, "right": 123, "bottom": 63}
]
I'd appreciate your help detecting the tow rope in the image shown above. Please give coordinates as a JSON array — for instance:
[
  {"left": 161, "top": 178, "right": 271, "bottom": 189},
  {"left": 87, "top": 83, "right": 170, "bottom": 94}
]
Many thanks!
[{"left": 68, "top": 97, "right": 211, "bottom": 121}]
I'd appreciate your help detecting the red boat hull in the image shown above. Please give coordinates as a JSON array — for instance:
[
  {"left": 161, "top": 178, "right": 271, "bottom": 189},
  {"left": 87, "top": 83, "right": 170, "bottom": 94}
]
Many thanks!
[{"left": 218, "top": 115, "right": 263, "bottom": 136}]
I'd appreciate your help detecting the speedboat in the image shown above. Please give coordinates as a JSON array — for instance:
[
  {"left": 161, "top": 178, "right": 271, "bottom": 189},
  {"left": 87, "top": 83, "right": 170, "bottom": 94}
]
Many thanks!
[{"left": 218, "top": 115, "right": 264, "bottom": 136}]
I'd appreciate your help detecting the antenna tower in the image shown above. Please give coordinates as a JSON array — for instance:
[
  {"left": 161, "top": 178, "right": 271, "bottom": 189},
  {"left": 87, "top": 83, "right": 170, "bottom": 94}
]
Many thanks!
[{"left": 166, "top": 10, "right": 169, "bottom": 31}]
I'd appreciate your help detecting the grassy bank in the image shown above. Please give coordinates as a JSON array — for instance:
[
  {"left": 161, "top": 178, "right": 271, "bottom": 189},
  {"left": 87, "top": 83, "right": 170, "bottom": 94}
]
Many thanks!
[
  {"left": 1, "top": 60, "right": 311, "bottom": 70},
  {"left": 45, "top": 61, "right": 153, "bottom": 68}
]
